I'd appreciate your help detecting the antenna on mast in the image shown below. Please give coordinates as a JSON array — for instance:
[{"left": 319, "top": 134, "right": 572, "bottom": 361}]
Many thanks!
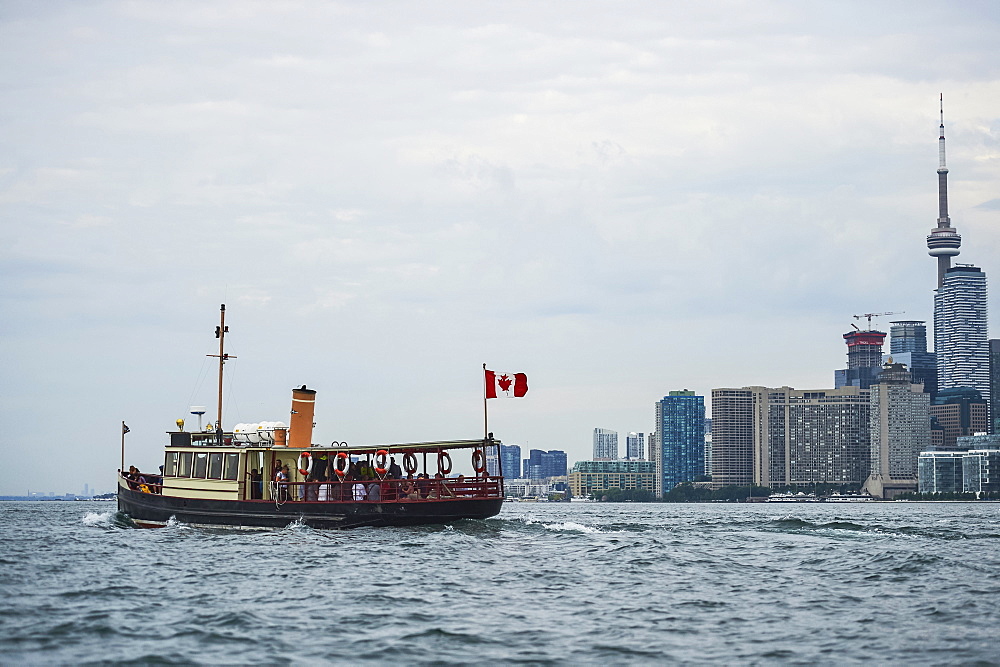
[{"left": 207, "top": 304, "right": 236, "bottom": 445}]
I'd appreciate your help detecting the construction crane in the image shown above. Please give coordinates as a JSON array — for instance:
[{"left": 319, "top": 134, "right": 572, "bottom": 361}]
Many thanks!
[{"left": 852, "top": 311, "right": 903, "bottom": 330}]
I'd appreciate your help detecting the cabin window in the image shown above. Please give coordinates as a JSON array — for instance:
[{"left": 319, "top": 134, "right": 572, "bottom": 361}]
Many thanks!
[
  {"left": 223, "top": 453, "right": 239, "bottom": 481},
  {"left": 178, "top": 452, "right": 193, "bottom": 477},
  {"left": 164, "top": 452, "right": 178, "bottom": 477},
  {"left": 208, "top": 452, "right": 224, "bottom": 479},
  {"left": 193, "top": 452, "right": 208, "bottom": 478}
]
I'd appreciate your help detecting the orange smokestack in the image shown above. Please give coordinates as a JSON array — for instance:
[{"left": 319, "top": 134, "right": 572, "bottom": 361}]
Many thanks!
[{"left": 288, "top": 385, "right": 316, "bottom": 449}]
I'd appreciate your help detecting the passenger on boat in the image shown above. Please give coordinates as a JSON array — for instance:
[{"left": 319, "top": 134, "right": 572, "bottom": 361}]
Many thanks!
[
  {"left": 427, "top": 473, "right": 456, "bottom": 499},
  {"left": 276, "top": 465, "right": 289, "bottom": 501},
  {"left": 400, "top": 478, "right": 420, "bottom": 500},
  {"left": 250, "top": 469, "right": 263, "bottom": 500},
  {"left": 311, "top": 454, "right": 329, "bottom": 482},
  {"left": 388, "top": 457, "right": 402, "bottom": 479},
  {"left": 352, "top": 479, "right": 367, "bottom": 501},
  {"left": 415, "top": 473, "right": 430, "bottom": 498},
  {"left": 367, "top": 481, "right": 381, "bottom": 501}
]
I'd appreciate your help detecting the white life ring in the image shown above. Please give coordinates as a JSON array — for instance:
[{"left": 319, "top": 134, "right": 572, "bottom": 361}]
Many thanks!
[{"left": 298, "top": 451, "right": 312, "bottom": 476}]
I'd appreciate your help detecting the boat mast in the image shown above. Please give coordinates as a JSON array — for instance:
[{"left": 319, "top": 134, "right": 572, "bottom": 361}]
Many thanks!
[{"left": 208, "top": 304, "right": 235, "bottom": 445}]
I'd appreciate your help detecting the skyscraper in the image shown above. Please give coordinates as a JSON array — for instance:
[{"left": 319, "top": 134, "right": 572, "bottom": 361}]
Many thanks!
[
  {"left": 887, "top": 320, "right": 937, "bottom": 397},
  {"left": 926, "top": 94, "right": 962, "bottom": 288},
  {"left": 593, "top": 428, "right": 618, "bottom": 461},
  {"left": 934, "top": 265, "right": 989, "bottom": 399},
  {"left": 625, "top": 432, "right": 645, "bottom": 460},
  {"left": 487, "top": 443, "right": 521, "bottom": 478},
  {"left": 710, "top": 388, "right": 755, "bottom": 489},
  {"left": 863, "top": 363, "right": 931, "bottom": 499},
  {"left": 522, "top": 449, "right": 568, "bottom": 479},
  {"left": 654, "top": 391, "right": 706, "bottom": 495},
  {"left": 991, "top": 340, "right": 1000, "bottom": 434},
  {"left": 835, "top": 330, "right": 886, "bottom": 390}
]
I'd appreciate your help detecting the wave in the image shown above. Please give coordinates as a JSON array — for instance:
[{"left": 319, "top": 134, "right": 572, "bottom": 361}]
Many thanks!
[
  {"left": 81, "top": 510, "right": 135, "bottom": 529},
  {"left": 763, "top": 516, "right": 994, "bottom": 540}
]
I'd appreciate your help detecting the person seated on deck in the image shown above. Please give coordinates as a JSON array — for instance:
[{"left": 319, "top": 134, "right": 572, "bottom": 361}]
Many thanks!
[
  {"left": 400, "top": 477, "right": 419, "bottom": 500},
  {"left": 367, "top": 481, "right": 381, "bottom": 501},
  {"left": 415, "top": 473, "right": 430, "bottom": 499},
  {"left": 455, "top": 474, "right": 467, "bottom": 497},
  {"left": 427, "top": 473, "right": 456, "bottom": 499},
  {"left": 352, "top": 478, "right": 367, "bottom": 501}
]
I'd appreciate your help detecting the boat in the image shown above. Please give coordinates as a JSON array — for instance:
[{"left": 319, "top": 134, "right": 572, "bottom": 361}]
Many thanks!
[
  {"left": 765, "top": 492, "right": 819, "bottom": 503},
  {"left": 824, "top": 493, "right": 874, "bottom": 503},
  {"left": 117, "top": 305, "right": 506, "bottom": 529}
]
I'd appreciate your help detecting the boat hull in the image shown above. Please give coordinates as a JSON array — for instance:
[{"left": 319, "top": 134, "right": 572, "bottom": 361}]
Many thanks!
[{"left": 117, "top": 483, "right": 503, "bottom": 530}]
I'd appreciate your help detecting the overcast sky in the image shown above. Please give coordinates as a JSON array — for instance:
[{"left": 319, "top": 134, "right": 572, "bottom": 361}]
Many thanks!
[{"left": 1, "top": 1, "right": 998, "bottom": 495}]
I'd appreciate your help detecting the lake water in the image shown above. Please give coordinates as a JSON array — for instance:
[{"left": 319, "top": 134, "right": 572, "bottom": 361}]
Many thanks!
[{"left": 1, "top": 500, "right": 998, "bottom": 664}]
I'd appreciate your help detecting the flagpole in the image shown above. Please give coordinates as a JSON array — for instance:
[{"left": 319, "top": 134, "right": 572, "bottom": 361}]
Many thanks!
[
  {"left": 120, "top": 421, "right": 126, "bottom": 473},
  {"left": 482, "top": 363, "right": 489, "bottom": 440}
]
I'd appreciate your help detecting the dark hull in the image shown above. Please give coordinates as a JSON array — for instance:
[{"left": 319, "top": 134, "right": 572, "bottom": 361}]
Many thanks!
[{"left": 117, "top": 485, "right": 503, "bottom": 529}]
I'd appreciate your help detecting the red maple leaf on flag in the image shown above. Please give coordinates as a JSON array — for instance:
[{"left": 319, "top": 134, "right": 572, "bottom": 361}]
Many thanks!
[{"left": 497, "top": 374, "right": 513, "bottom": 392}]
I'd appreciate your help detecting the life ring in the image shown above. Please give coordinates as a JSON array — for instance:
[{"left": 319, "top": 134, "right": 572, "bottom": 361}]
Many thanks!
[
  {"left": 298, "top": 451, "right": 312, "bottom": 476},
  {"left": 375, "top": 449, "right": 389, "bottom": 476},
  {"left": 334, "top": 452, "right": 349, "bottom": 478},
  {"left": 402, "top": 452, "right": 418, "bottom": 476},
  {"left": 438, "top": 450, "right": 452, "bottom": 475},
  {"left": 472, "top": 449, "right": 486, "bottom": 475}
]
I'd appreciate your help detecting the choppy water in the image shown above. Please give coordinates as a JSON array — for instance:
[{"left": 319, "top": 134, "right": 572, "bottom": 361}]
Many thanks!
[{"left": 1, "top": 501, "right": 999, "bottom": 664}]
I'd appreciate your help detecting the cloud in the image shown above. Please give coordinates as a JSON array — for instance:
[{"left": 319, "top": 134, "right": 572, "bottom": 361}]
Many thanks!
[{"left": 0, "top": 0, "right": 999, "bottom": 494}]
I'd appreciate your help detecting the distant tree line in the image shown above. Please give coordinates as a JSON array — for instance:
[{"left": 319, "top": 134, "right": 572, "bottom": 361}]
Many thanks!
[
  {"left": 594, "top": 484, "right": 770, "bottom": 503},
  {"left": 896, "top": 490, "right": 1000, "bottom": 501},
  {"left": 662, "top": 483, "right": 772, "bottom": 503}
]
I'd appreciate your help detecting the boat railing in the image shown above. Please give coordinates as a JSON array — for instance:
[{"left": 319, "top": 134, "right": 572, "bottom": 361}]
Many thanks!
[{"left": 260, "top": 477, "right": 502, "bottom": 503}]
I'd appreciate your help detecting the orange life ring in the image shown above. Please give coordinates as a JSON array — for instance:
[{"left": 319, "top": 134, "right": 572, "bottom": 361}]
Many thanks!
[
  {"left": 472, "top": 449, "right": 486, "bottom": 474},
  {"left": 298, "top": 451, "right": 312, "bottom": 476},
  {"left": 375, "top": 449, "right": 389, "bottom": 476},
  {"left": 334, "top": 452, "right": 349, "bottom": 477},
  {"left": 438, "top": 450, "right": 452, "bottom": 475},
  {"left": 402, "top": 452, "right": 418, "bottom": 475}
]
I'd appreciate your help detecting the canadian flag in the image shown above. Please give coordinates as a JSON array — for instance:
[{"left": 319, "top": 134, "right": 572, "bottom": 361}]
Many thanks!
[{"left": 485, "top": 369, "right": 528, "bottom": 398}]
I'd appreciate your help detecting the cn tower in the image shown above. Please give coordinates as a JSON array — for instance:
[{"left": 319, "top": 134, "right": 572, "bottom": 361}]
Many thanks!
[{"left": 926, "top": 94, "right": 961, "bottom": 288}]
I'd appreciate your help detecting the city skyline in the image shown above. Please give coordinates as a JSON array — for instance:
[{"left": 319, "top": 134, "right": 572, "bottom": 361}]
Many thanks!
[{"left": 2, "top": 3, "right": 999, "bottom": 496}]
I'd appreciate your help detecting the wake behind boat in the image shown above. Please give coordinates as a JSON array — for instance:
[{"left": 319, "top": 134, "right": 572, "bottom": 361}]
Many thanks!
[{"left": 117, "top": 305, "right": 505, "bottom": 529}]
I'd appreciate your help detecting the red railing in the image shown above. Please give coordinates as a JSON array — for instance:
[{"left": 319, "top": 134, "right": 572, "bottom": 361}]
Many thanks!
[
  {"left": 122, "top": 469, "right": 503, "bottom": 502},
  {"left": 262, "top": 478, "right": 502, "bottom": 503}
]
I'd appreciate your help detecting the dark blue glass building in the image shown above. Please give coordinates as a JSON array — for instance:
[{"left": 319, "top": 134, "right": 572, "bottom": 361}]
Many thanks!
[{"left": 655, "top": 391, "right": 706, "bottom": 493}]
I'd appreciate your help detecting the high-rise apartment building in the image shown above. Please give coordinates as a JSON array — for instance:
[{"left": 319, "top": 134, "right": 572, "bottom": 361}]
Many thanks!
[
  {"left": 929, "top": 388, "right": 988, "bottom": 449},
  {"left": 625, "top": 432, "right": 645, "bottom": 460},
  {"left": 593, "top": 428, "right": 618, "bottom": 461},
  {"left": 990, "top": 339, "right": 1000, "bottom": 434},
  {"left": 935, "top": 265, "right": 989, "bottom": 399},
  {"left": 711, "top": 385, "right": 871, "bottom": 489},
  {"left": 710, "top": 388, "right": 755, "bottom": 488},
  {"left": 654, "top": 391, "right": 705, "bottom": 495},
  {"left": 887, "top": 320, "right": 937, "bottom": 397},
  {"left": 761, "top": 387, "right": 871, "bottom": 488},
  {"left": 835, "top": 330, "right": 886, "bottom": 390},
  {"left": 863, "top": 363, "right": 931, "bottom": 498}
]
